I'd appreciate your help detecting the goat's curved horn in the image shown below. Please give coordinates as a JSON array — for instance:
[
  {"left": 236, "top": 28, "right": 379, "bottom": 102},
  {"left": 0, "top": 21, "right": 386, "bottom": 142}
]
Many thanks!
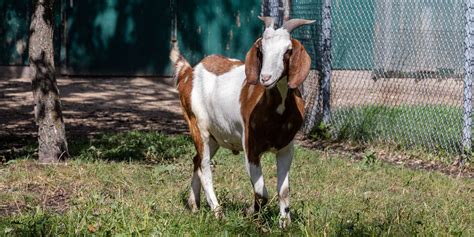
[
  {"left": 282, "top": 19, "right": 315, "bottom": 33},
  {"left": 258, "top": 16, "right": 274, "bottom": 28}
]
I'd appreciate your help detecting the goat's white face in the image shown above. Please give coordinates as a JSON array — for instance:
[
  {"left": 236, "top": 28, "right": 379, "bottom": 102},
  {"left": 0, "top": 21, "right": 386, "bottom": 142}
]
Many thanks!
[
  {"left": 245, "top": 17, "right": 315, "bottom": 89},
  {"left": 259, "top": 27, "right": 292, "bottom": 88}
]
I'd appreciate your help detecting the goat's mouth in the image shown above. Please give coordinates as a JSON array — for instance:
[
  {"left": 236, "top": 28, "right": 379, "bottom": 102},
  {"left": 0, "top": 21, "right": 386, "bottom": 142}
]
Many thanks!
[{"left": 261, "top": 78, "right": 280, "bottom": 89}]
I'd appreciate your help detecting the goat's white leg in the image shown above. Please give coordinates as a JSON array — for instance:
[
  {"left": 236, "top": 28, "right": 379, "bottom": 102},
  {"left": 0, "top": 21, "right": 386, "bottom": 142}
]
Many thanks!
[
  {"left": 243, "top": 154, "right": 269, "bottom": 215},
  {"left": 197, "top": 138, "right": 222, "bottom": 217},
  {"left": 276, "top": 142, "right": 294, "bottom": 229}
]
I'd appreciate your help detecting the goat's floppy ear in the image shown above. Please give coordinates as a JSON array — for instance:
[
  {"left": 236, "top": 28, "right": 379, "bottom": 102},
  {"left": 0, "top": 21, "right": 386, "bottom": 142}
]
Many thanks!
[
  {"left": 288, "top": 39, "right": 311, "bottom": 89},
  {"left": 245, "top": 38, "right": 262, "bottom": 85}
]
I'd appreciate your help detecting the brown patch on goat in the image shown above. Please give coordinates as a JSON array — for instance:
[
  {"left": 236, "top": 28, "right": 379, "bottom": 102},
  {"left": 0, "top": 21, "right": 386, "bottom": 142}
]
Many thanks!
[
  {"left": 288, "top": 39, "right": 312, "bottom": 89},
  {"left": 244, "top": 38, "right": 262, "bottom": 85},
  {"left": 200, "top": 55, "right": 243, "bottom": 76},
  {"left": 240, "top": 83, "right": 304, "bottom": 164},
  {"left": 176, "top": 64, "right": 203, "bottom": 171}
]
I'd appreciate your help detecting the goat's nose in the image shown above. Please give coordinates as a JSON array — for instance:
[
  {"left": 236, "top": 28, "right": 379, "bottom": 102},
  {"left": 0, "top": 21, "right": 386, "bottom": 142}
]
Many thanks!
[{"left": 261, "top": 74, "right": 272, "bottom": 82}]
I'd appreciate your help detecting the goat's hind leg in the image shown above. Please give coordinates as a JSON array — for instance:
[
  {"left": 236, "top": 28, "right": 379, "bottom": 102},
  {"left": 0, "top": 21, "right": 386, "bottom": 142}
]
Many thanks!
[
  {"left": 186, "top": 120, "right": 219, "bottom": 215},
  {"left": 197, "top": 137, "right": 222, "bottom": 217},
  {"left": 188, "top": 138, "right": 220, "bottom": 214},
  {"left": 188, "top": 154, "right": 202, "bottom": 212}
]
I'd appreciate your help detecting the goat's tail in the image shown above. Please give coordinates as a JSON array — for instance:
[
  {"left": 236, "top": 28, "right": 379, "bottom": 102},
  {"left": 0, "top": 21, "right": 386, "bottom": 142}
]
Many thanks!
[{"left": 170, "top": 40, "right": 191, "bottom": 87}]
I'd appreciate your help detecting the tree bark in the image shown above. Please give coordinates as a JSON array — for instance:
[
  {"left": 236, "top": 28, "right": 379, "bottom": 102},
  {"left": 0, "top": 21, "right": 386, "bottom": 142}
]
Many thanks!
[{"left": 29, "top": 0, "right": 68, "bottom": 163}]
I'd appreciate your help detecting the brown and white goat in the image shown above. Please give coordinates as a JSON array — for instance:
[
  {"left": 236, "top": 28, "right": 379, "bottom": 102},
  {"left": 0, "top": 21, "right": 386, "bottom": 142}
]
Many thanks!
[{"left": 171, "top": 17, "right": 314, "bottom": 228}]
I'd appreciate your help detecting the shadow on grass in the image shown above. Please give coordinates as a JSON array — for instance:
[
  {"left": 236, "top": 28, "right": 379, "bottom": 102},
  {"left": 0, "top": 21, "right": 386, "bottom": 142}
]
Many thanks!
[
  {"left": 2, "top": 131, "right": 194, "bottom": 164},
  {"left": 69, "top": 131, "right": 194, "bottom": 163}
]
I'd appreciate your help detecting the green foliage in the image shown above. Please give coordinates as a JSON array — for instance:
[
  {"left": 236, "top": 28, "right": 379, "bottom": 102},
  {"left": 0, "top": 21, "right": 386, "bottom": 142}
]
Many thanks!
[
  {"left": 310, "top": 121, "right": 332, "bottom": 140},
  {"left": 332, "top": 105, "right": 462, "bottom": 154},
  {"left": 360, "top": 150, "right": 379, "bottom": 168},
  {"left": 1, "top": 133, "right": 472, "bottom": 236},
  {"left": 69, "top": 131, "right": 194, "bottom": 163}
]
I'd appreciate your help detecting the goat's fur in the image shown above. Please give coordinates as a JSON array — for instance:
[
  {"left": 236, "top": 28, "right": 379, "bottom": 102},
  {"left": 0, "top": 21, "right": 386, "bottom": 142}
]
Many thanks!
[{"left": 170, "top": 17, "right": 314, "bottom": 229}]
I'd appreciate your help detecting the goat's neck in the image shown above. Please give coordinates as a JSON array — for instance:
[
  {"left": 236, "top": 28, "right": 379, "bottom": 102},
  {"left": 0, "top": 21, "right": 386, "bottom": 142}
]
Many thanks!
[{"left": 269, "top": 76, "right": 289, "bottom": 115}]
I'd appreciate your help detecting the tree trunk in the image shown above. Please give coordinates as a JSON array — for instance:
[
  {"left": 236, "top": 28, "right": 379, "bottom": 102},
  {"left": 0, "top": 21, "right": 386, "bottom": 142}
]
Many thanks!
[{"left": 29, "top": 0, "right": 68, "bottom": 163}]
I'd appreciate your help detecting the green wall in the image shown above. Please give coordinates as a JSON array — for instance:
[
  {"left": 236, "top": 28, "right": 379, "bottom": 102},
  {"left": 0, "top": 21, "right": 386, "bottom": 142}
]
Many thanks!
[
  {"left": 291, "top": 0, "right": 375, "bottom": 70},
  {"left": 0, "top": 0, "right": 30, "bottom": 65},
  {"left": 177, "top": 0, "right": 262, "bottom": 66},
  {"left": 0, "top": 0, "right": 262, "bottom": 75},
  {"left": 331, "top": 0, "right": 375, "bottom": 69},
  {"left": 64, "top": 0, "right": 172, "bottom": 75},
  {"left": 2, "top": 0, "right": 461, "bottom": 74},
  {"left": 290, "top": 0, "right": 323, "bottom": 70}
]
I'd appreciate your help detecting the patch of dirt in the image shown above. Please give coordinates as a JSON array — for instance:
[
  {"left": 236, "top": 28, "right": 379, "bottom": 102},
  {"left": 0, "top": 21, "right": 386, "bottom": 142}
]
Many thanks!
[
  {"left": 297, "top": 134, "right": 473, "bottom": 178},
  {"left": 0, "top": 182, "right": 71, "bottom": 216},
  {"left": 0, "top": 202, "right": 27, "bottom": 217},
  {"left": 0, "top": 77, "right": 188, "bottom": 151}
]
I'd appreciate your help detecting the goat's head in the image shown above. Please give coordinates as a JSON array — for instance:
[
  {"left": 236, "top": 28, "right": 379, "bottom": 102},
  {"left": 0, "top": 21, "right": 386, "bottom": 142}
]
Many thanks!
[{"left": 245, "top": 17, "right": 315, "bottom": 89}]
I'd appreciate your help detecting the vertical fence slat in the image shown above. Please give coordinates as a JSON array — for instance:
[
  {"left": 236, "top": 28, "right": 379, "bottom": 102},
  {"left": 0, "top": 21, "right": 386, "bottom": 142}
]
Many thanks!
[
  {"left": 321, "top": 0, "right": 332, "bottom": 124},
  {"left": 303, "top": 0, "right": 332, "bottom": 134},
  {"left": 262, "top": 0, "right": 284, "bottom": 27},
  {"left": 463, "top": 0, "right": 473, "bottom": 155}
]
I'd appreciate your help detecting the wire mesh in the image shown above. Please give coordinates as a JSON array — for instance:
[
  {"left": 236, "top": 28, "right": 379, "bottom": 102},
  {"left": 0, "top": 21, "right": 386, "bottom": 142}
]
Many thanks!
[{"left": 292, "top": 0, "right": 467, "bottom": 154}]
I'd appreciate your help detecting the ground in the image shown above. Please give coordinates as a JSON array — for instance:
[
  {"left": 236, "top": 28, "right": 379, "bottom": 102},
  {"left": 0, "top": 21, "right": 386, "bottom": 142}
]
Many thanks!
[
  {"left": 0, "top": 77, "right": 187, "bottom": 149},
  {"left": 1, "top": 76, "right": 471, "bottom": 177},
  {"left": 0, "top": 76, "right": 473, "bottom": 235}
]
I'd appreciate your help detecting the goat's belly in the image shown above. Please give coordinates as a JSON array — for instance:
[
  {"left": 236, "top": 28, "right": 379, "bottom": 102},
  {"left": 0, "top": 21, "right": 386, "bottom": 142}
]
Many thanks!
[
  {"left": 209, "top": 127, "right": 243, "bottom": 151},
  {"left": 207, "top": 117, "right": 243, "bottom": 151}
]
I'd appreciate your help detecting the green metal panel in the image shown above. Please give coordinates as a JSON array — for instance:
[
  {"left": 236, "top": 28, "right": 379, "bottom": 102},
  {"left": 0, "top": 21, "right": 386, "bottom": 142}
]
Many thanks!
[
  {"left": 0, "top": 0, "right": 30, "bottom": 65},
  {"left": 291, "top": 0, "right": 375, "bottom": 70},
  {"left": 64, "top": 0, "right": 172, "bottom": 75},
  {"left": 177, "top": 0, "right": 262, "bottom": 65},
  {"left": 290, "top": 0, "right": 323, "bottom": 70},
  {"left": 331, "top": 0, "right": 374, "bottom": 69},
  {"left": 0, "top": 0, "right": 65, "bottom": 67}
]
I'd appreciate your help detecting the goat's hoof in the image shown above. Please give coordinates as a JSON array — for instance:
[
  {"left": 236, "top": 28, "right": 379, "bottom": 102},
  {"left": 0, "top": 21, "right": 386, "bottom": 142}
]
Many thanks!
[
  {"left": 213, "top": 206, "right": 224, "bottom": 219},
  {"left": 279, "top": 215, "right": 291, "bottom": 229},
  {"left": 244, "top": 205, "right": 256, "bottom": 217},
  {"left": 187, "top": 198, "right": 200, "bottom": 213}
]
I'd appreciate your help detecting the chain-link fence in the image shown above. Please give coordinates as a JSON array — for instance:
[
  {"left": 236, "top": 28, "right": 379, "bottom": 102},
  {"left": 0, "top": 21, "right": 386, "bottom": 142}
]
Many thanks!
[{"left": 292, "top": 0, "right": 472, "bottom": 154}]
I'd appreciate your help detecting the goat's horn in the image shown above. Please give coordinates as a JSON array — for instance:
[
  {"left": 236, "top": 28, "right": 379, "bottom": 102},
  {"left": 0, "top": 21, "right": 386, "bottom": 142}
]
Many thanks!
[
  {"left": 282, "top": 19, "right": 315, "bottom": 33},
  {"left": 258, "top": 16, "right": 274, "bottom": 28}
]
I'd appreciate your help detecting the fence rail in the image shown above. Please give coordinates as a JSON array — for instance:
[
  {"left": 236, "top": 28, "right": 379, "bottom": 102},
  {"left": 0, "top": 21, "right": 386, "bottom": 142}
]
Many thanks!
[{"left": 292, "top": 0, "right": 472, "bottom": 155}]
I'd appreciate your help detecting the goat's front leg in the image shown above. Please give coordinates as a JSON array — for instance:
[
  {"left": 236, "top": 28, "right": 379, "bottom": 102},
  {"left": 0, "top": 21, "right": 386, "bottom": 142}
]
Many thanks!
[
  {"left": 276, "top": 142, "right": 294, "bottom": 229},
  {"left": 244, "top": 152, "right": 269, "bottom": 215}
]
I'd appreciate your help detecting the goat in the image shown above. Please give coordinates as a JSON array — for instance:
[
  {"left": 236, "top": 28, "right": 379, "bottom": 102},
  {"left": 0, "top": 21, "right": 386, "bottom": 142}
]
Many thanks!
[{"left": 170, "top": 17, "right": 314, "bottom": 228}]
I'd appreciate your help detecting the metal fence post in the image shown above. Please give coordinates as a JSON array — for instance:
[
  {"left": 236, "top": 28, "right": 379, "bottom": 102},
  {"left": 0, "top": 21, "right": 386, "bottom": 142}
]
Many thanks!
[
  {"left": 321, "top": 0, "right": 332, "bottom": 124},
  {"left": 463, "top": 0, "right": 473, "bottom": 155},
  {"left": 262, "top": 0, "right": 284, "bottom": 27},
  {"left": 303, "top": 0, "right": 332, "bottom": 134}
]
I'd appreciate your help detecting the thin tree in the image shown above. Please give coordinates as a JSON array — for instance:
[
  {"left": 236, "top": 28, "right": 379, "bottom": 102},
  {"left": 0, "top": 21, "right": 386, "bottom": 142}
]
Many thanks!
[{"left": 29, "top": 0, "right": 68, "bottom": 163}]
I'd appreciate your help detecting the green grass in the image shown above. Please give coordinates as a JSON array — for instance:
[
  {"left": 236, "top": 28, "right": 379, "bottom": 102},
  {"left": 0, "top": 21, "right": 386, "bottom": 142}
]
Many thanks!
[
  {"left": 1, "top": 131, "right": 473, "bottom": 236},
  {"left": 329, "top": 105, "right": 464, "bottom": 155}
]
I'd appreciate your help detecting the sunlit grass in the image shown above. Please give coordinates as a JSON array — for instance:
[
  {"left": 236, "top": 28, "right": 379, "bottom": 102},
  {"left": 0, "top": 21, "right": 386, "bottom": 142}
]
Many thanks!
[{"left": 0, "top": 131, "right": 472, "bottom": 235}]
